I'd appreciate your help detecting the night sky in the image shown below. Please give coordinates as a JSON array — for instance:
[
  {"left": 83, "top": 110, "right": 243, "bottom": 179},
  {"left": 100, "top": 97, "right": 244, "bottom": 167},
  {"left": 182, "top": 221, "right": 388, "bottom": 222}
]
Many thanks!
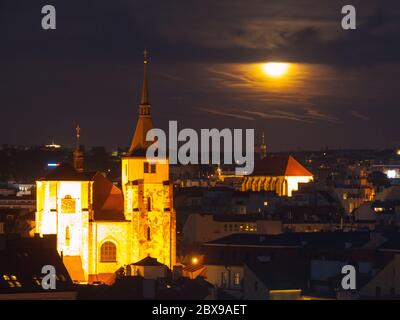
[{"left": 1, "top": 0, "right": 400, "bottom": 151}]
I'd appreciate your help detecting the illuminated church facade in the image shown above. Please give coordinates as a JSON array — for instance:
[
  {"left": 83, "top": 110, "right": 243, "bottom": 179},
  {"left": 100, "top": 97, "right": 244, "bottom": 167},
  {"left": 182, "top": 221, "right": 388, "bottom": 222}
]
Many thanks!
[{"left": 35, "top": 51, "right": 176, "bottom": 284}]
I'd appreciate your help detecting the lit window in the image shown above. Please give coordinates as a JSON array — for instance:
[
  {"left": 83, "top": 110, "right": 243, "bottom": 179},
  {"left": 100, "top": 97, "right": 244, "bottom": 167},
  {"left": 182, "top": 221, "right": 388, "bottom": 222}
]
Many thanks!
[
  {"left": 3, "top": 275, "right": 10, "bottom": 281},
  {"left": 100, "top": 241, "right": 117, "bottom": 262},
  {"left": 233, "top": 273, "right": 240, "bottom": 286}
]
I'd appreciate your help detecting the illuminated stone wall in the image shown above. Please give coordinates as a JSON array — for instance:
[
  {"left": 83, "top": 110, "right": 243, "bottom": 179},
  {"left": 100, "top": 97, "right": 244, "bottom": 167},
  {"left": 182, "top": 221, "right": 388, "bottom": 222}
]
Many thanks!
[
  {"left": 35, "top": 155, "right": 177, "bottom": 283},
  {"left": 242, "top": 175, "right": 313, "bottom": 196},
  {"left": 88, "top": 221, "right": 132, "bottom": 275},
  {"left": 36, "top": 180, "right": 93, "bottom": 280},
  {"left": 122, "top": 157, "right": 176, "bottom": 269}
]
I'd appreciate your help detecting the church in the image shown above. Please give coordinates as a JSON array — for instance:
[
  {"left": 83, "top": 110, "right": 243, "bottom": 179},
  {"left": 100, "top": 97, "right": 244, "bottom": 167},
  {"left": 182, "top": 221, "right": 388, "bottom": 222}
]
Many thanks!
[{"left": 35, "top": 51, "right": 176, "bottom": 284}]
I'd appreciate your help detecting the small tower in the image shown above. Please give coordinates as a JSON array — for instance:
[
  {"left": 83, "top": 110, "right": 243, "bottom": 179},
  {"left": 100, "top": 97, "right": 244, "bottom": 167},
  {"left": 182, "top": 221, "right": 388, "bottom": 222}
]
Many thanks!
[
  {"left": 73, "top": 125, "right": 84, "bottom": 172},
  {"left": 260, "top": 131, "right": 267, "bottom": 159}
]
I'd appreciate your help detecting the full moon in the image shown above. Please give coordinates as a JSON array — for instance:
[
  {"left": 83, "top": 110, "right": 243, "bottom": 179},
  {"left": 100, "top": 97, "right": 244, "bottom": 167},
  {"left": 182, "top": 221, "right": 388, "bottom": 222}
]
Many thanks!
[{"left": 262, "top": 62, "right": 289, "bottom": 78}]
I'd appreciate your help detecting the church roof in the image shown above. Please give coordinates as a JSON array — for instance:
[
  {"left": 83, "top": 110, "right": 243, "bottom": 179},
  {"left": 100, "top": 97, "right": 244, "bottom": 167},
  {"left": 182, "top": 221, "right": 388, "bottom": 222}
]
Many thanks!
[
  {"left": 41, "top": 163, "right": 96, "bottom": 181},
  {"left": 251, "top": 155, "right": 312, "bottom": 177}
]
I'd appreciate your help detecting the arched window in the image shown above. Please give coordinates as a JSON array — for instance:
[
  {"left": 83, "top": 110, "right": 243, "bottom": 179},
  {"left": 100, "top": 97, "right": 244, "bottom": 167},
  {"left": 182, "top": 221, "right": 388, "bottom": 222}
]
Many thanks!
[{"left": 100, "top": 241, "right": 117, "bottom": 262}]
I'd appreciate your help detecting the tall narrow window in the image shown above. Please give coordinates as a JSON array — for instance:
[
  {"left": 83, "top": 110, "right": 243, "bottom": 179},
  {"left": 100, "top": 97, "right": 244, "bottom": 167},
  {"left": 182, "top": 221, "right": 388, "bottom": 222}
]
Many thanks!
[
  {"left": 233, "top": 273, "right": 240, "bottom": 286},
  {"left": 65, "top": 226, "right": 70, "bottom": 246},
  {"left": 144, "top": 162, "right": 149, "bottom": 173},
  {"left": 147, "top": 226, "right": 151, "bottom": 241},
  {"left": 100, "top": 241, "right": 117, "bottom": 262},
  {"left": 147, "top": 197, "right": 152, "bottom": 211},
  {"left": 150, "top": 163, "right": 156, "bottom": 173}
]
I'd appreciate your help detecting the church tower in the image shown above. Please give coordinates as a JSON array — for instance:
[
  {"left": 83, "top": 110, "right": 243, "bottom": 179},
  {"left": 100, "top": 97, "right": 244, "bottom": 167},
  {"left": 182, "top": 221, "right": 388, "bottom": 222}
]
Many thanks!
[{"left": 122, "top": 50, "right": 176, "bottom": 269}]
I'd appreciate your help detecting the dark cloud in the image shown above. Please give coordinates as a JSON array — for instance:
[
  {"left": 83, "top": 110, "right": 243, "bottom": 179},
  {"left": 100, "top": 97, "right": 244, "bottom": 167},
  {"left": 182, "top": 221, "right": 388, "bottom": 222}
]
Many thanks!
[
  {"left": 1, "top": 0, "right": 399, "bottom": 65},
  {"left": 0, "top": 0, "right": 399, "bottom": 151}
]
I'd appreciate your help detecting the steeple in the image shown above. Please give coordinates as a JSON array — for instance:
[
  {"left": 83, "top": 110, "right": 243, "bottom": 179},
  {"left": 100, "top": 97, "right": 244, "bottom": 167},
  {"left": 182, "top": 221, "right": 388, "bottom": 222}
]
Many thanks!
[
  {"left": 73, "top": 125, "right": 84, "bottom": 172},
  {"left": 140, "top": 48, "right": 149, "bottom": 106},
  {"left": 260, "top": 131, "right": 267, "bottom": 159},
  {"left": 128, "top": 49, "right": 154, "bottom": 155}
]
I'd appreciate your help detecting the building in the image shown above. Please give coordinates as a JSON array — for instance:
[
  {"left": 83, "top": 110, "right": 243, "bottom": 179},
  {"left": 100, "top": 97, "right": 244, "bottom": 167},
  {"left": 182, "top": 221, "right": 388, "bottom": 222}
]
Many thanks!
[
  {"left": 0, "top": 235, "right": 76, "bottom": 300},
  {"left": 243, "top": 257, "right": 307, "bottom": 300},
  {"left": 241, "top": 155, "right": 313, "bottom": 196},
  {"left": 183, "top": 213, "right": 282, "bottom": 244},
  {"left": 35, "top": 51, "right": 176, "bottom": 284}
]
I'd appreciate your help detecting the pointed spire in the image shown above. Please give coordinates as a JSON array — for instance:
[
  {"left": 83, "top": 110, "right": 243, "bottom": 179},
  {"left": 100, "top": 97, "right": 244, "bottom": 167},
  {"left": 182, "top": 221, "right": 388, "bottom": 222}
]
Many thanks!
[
  {"left": 128, "top": 49, "right": 154, "bottom": 155},
  {"left": 73, "top": 125, "right": 84, "bottom": 172},
  {"left": 140, "top": 48, "right": 150, "bottom": 106},
  {"left": 75, "top": 125, "right": 81, "bottom": 151},
  {"left": 260, "top": 131, "right": 267, "bottom": 160}
]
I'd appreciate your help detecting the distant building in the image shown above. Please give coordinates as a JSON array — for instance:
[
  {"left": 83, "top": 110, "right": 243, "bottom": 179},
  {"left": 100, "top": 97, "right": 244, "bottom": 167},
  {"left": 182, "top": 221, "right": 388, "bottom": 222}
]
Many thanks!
[
  {"left": 183, "top": 213, "right": 282, "bottom": 244},
  {"left": 240, "top": 155, "right": 313, "bottom": 196}
]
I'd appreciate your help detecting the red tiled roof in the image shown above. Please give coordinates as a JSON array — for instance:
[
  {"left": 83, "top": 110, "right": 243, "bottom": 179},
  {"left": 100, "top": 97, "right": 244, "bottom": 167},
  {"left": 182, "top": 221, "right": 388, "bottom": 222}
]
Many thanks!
[
  {"left": 92, "top": 173, "right": 125, "bottom": 221},
  {"left": 251, "top": 155, "right": 312, "bottom": 177}
]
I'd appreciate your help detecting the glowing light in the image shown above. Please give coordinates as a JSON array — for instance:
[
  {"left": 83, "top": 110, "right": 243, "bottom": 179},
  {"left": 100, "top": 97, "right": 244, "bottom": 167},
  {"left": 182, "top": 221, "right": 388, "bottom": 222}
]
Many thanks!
[
  {"left": 387, "top": 169, "right": 397, "bottom": 179},
  {"left": 262, "top": 62, "right": 289, "bottom": 78},
  {"left": 47, "top": 163, "right": 60, "bottom": 167},
  {"left": 191, "top": 257, "right": 199, "bottom": 265}
]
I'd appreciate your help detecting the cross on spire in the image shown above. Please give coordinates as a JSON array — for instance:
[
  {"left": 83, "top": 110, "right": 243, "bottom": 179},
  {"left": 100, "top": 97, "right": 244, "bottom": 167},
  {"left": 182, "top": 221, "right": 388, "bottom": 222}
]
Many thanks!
[
  {"left": 140, "top": 48, "right": 150, "bottom": 106},
  {"left": 76, "top": 125, "right": 81, "bottom": 150}
]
